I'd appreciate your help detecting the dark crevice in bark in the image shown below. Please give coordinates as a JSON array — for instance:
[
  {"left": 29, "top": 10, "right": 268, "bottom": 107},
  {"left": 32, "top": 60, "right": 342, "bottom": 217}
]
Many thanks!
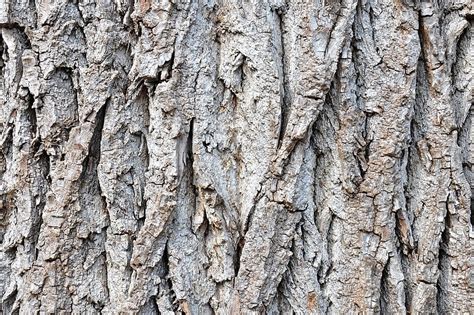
[
  {"left": 400, "top": 246, "right": 411, "bottom": 313},
  {"left": 273, "top": 7, "right": 289, "bottom": 149},
  {"left": 275, "top": 274, "right": 290, "bottom": 314},
  {"left": 80, "top": 100, "right": 107, "bottom": 183},
  {"left": 436, "top": 194, "right": 451, "bottom": 314},
  {"left": 450, "top": 24, "right": 469, "bottom": 91},
  {"left": 38, "top": 149, "right": 51, "bottom": 185},
  {"left": 451, "top": 25, "right": 469, "bottom": 130},
  {"left": 144, "top": 51, "right": 175, "bottom": 94},
  {"left": 457, "top": 101, "right": 472, "bottom": 153},
  {"left": 99, "top": 236, "right": 110, "bottom": 307},
  {"left": 0, "top": 23, "right": 31, "bottom": 49},
  {"left": 32, "top": 200, "right": 44, "bottom": 262},
  {"left": 0, "top": 124, "right": 13, "bottom": 183},
  {"left": 471, "top": 174, "right": 474, "bottom": 228},
  {"left": 187, "top": 118, "right": 194, "bottom": 169},
  {"left": 324, "top": 2, "right": 343, "bottom": 58},
  {"left": 25, "top": 88, "right": 49, "bottom": 257},
  {"left": 163, "top": 50, "right": 175, "bottom": 80},
  {"left": 471, "top": 190, "right": 474, "bottom": 228},
  {"left": 134, "top": 85, "right": 151, "bottom": 209},
  {"left": 32, "top": 147, "right": 50, "bottom": 263},
  {"left": 0, "top": 33, "right": 4, "bottom": 93},
  {"left": 24, "top": 89, "right": 37, "bottom": 143},
  {"left": 178, "top": 118, "right": 195, "bottom": 183},
  {"left": 199, "top": 199, "right": 211, "bottom": 244},
  {"left": 2, "top": 287, "right": 18, "bottom": 315},
  {"left": 366, "top": 4, "right": 382, "bottom": 61},
  {"left": 138, "top": 84, "right": 151, "bottom": 131},
  {"left": 379, "top": 257, "right": 390, "bottom": 314},
  {"left": 160, "top": 241, "right": 178, "bottom": 313},
  {"left": 395, "top": 208, "right": 414, "bottom": 256},
  {"left": 404, "top": 107, "right": 417, "bottom": 237},
  {"left": 356, "top": 112, "right": 372, "bottom": 180},
  {"left": 417, "top": 10, "right": 433, "bottom": 82},
  {"left": 144, "top": 295, "right": 160, "bottom": 314},
  {"left": 151, "top": 296, "right": 160, "bottom": 314},
  {"left": 323, "top": 211, "right": 335, "bottom": 274},
  {"left": 0, "top": 193, "right": 14, "bottom": 244},
  {"left": 234, "top": 236, "right": 244, "bottom": 276},
  {"left": 397, "top": 141, "right": 415, "bottom": 257},
  {"left": 241, "top": 181, "right": 262, "bottom": 236}
]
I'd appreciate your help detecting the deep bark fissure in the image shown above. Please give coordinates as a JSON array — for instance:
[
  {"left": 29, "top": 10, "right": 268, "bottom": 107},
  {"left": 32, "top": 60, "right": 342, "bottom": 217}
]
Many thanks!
[
  {"left": 80, "top": 101, "right": 107, "bottom": 183},
  {"left": 436, "top": 193, "right": 451, "bottom": 314},
  {"left": 379, "top": 257, "right": 390, "bottom": 314},
  {"left": 0, "top": 32, "right": 5, "bottom": 91},
  {"left": 1, "top": 287, "right": 17, "bottom": 314},
  {"left": 274, "top": 8, "right": 289, "bottom": 150}
]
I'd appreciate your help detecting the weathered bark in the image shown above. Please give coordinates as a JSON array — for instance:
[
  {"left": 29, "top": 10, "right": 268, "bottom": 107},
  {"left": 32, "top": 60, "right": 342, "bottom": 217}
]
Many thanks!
[{"left": 0, "top": 0, "right": 472, "bottom": 313}]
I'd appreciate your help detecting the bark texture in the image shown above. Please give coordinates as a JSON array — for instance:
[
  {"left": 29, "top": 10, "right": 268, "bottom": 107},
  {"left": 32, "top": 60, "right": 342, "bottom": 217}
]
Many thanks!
[{"left": 0, "top": 0, "right": 473, "bottom": 313}]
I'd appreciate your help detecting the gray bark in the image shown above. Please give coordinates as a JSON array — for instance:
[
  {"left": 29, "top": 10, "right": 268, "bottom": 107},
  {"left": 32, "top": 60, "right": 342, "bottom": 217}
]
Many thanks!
[{"left": 0, "top": 0, "right": 472, "bottom": 313}]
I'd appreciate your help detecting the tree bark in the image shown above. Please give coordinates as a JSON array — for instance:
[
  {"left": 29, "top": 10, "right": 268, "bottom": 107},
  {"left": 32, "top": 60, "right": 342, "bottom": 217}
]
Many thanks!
[{"left": 0, "top": 0, "right": 472, "bottom": 313}]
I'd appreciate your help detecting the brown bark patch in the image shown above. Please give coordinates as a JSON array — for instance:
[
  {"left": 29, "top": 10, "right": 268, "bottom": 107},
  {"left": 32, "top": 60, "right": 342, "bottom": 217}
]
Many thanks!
[{"left": 307, "top": 291, "right": 317, "bottom": 311}]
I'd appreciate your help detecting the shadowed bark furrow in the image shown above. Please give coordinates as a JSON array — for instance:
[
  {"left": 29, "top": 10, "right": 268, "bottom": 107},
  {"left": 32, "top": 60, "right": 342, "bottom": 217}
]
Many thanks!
[{"left": 0, "top": 0, "right": 472, "bottom": 313}]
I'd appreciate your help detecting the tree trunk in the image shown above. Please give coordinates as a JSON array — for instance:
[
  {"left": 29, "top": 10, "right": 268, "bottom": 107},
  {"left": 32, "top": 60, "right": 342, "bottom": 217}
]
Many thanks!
[{"left": 0, "top": 0, "right": 472, "bottom": 313}]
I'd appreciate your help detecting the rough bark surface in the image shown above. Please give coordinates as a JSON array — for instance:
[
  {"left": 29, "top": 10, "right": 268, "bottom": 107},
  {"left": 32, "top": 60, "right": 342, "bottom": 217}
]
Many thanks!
[{"left": 0, "top": 0, "right": 473, "bottom": 314}]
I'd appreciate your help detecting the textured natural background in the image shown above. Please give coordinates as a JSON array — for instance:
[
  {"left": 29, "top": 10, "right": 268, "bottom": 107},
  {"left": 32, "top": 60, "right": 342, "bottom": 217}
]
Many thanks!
[{"left": 0, "top": 0, "right": 472, "bottom": 313}]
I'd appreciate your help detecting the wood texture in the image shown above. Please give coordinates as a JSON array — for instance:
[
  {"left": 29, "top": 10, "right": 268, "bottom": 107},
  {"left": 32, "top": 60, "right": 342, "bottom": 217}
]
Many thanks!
[{"left": 0, "top": 0, "right": 472, "bottom": 313}]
